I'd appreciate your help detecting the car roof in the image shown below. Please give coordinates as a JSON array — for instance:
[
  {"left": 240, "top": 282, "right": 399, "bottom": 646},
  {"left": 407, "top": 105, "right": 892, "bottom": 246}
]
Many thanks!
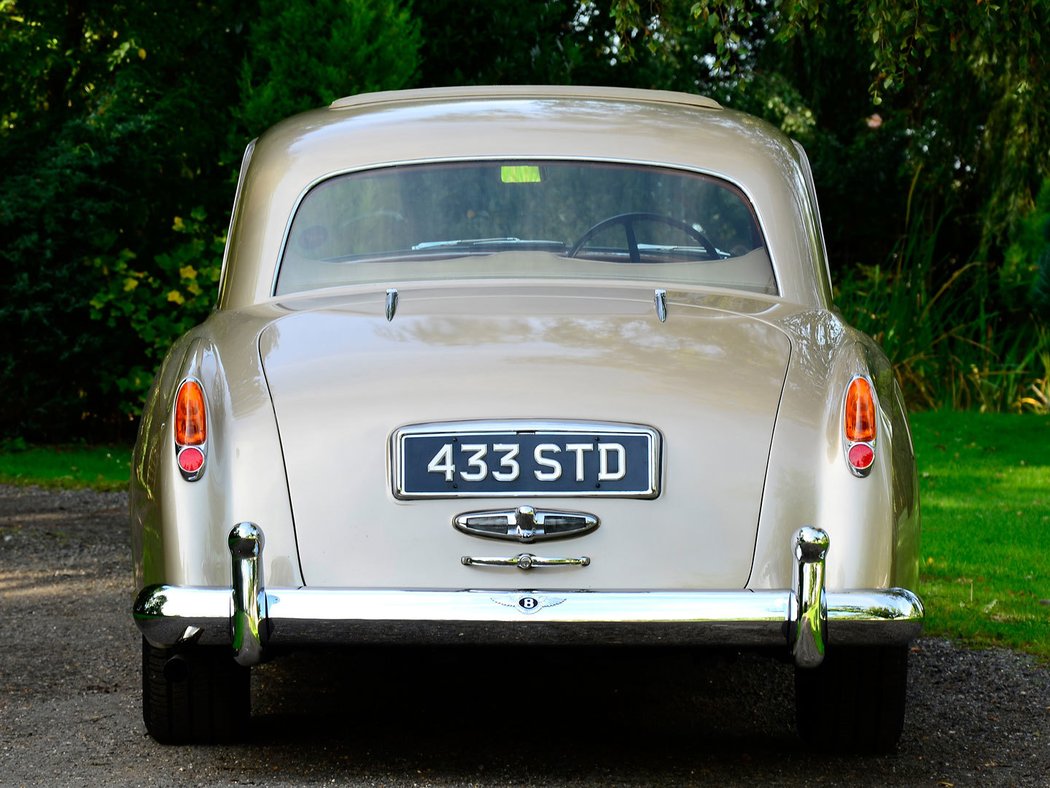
[
  {"left": 329, "top": 84, "right": 725, "bottom": 112},
  {"left": 218, "top": 86, "right": 832, "bottom": 309}
]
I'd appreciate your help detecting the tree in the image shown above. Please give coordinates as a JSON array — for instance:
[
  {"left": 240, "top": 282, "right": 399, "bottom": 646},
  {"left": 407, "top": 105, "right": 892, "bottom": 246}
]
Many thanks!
[
  {"left": 611, "top": 0, "right": 1049, "bottom": 256},
  {"left": 235, "top": 0, "right": 419, "bottom": 138},
  {"left": 0, "top": 0, "right": 420, "bottom": 439},
  {"left": 1, "top": 1, "right": 247, "bottom": 439}
]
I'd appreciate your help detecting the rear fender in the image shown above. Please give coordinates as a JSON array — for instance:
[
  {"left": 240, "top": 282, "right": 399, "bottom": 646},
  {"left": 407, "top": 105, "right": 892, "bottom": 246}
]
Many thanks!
[
  {"left": 751, "top": 312, "right": 918, "bottom": 591},
  {"left": 131, "top": 314, "right": 300, "bottom": 591}
]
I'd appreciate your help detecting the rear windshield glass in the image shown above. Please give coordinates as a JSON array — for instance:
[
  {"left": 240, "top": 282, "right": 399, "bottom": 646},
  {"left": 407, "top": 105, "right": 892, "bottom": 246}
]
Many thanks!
[{"left": 276, "top": 160, "right": 775, "bottom": 295}]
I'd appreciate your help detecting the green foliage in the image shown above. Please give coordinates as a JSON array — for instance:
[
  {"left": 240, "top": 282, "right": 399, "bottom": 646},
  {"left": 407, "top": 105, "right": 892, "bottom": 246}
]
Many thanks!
[
  {"left": 0, "top": 0, "right": 420, "bottom": 436},
  {"left": 0, "top": 0, "right": 248, "bottom": 440},
  {"left": 913, "top": 411, "right": 1050, "bottom": 659},
  {"left": 89, "top": 210, "right": 224, "bottom": 413},
  {"left": 416, "top": 0, "right": 581, "bottom": 86},
  {"left": 236, "top": 0, "right": 420, "bottom": 137},
  {"left": 849, "top": 0, "right": 1048, "bottom": 251},
  {"left": 0, "top": 113, "right": 122, "bottom": 440},
  {"left": 1003, "top": 179, "right": 1050, "bottom": 317},
  {"left": 835, "top": 197, "right": 1050, "bottom": 412}
]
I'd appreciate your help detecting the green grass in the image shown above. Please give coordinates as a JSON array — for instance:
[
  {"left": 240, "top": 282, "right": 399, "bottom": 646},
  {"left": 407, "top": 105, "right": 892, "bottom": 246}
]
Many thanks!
[
  {"left": 0, "top": 442, "right": 131, "bottom": 491},
  {"left": 912, "top": 411, "right": 1050, "bottom": 659},
  {"left": 1, "top": 413, "right": 1048, "bottom": 658}
]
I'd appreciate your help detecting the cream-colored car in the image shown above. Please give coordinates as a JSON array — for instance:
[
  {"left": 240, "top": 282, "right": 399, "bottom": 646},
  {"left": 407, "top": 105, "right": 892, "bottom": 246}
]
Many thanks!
[{"left": 131, "top": 86, "right": 923, "bottom": 750}]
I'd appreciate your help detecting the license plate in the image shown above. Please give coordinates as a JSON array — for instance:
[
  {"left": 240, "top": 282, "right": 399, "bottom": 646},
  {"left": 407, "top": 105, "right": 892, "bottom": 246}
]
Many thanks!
[{"left": 393, "top": 421, "right": 660, "bottom": 498}]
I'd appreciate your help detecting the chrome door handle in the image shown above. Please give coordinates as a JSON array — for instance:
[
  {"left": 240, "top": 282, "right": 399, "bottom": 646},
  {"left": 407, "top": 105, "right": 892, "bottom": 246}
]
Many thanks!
[{"left": 461, "top": 553, "right": 591, "bottom": 570}]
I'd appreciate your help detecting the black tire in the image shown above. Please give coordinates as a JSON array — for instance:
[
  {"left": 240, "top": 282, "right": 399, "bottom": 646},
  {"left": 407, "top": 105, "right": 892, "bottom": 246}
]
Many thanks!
[
  {"left": 795, "top": 645, "right": 908, "bottom": 753},
  {"left": 142, "top": 637, "right": 251, "bottom": 744}
]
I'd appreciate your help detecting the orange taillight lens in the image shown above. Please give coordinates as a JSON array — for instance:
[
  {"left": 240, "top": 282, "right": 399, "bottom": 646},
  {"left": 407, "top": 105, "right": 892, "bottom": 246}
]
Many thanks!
[
  {"left": 844, "top": 377, "right": 876, "bottom": 443},
  {"left": 174, "top": 379, "right": 207, "bottom": 446}
]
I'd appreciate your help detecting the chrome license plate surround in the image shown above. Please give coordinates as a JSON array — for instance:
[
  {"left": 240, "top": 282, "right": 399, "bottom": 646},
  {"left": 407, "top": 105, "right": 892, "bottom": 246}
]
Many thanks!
[{"left": 392, "top": 420, "right": 661, "bottom": 499}]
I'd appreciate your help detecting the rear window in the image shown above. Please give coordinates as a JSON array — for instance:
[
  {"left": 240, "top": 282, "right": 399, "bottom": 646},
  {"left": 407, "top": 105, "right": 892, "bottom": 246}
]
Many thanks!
[{"left": 276, "top": 160, "right": 775, "bottom": 296}]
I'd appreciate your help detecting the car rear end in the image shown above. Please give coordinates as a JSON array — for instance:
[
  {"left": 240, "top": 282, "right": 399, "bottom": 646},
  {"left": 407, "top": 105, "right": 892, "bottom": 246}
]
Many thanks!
[{"left": 131, "top": 86, "right": 922, "bottom": 750}]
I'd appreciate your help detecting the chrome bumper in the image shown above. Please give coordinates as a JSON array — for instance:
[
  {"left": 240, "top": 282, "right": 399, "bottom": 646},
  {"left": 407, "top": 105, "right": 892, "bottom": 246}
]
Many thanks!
[{"left": 133, "top": 524, "right": 924, "bottom": 669}]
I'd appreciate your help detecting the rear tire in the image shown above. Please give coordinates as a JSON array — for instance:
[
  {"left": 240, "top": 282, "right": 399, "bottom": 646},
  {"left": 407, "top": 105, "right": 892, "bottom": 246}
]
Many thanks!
[
  {"left": 795, "top": 645, "right": 908, "bottom": 753},
  {"left": 142, "top": 638, "right": 251, "bottom": 744}
]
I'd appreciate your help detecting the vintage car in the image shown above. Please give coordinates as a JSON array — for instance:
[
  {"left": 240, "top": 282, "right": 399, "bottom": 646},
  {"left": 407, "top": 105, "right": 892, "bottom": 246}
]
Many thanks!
[{"left": 131, "top": 85, "right": 923, "bottom": 750}]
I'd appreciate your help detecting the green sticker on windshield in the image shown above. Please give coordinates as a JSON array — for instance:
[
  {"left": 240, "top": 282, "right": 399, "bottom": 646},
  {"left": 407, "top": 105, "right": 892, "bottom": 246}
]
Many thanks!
[{"left": 501, "top": 165, "right": 542, "bottom": 183}]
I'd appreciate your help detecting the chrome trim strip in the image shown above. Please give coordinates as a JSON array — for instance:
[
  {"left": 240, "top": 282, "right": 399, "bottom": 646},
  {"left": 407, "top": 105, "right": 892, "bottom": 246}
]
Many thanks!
[
  {"left": 228, "top": 523, "right": 266, "bottom": 667},
  {"left": 791, "top": 527, "right": 829, "bottom": 668},
  {"left": 391, "top": 419, "right": 662, "bottom": 499},
  {"left": 792, "top": 139, "right": 834, "bottom": 304},
  {"left": 218, "top": 138, "right": 256, "bottom": 309}
]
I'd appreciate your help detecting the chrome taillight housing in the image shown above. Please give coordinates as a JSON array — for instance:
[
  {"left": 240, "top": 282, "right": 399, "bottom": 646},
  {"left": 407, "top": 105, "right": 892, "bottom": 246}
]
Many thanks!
[
  {"left": 174, "top": 378, "right": 207, "bottom": 481},
  {"left": 844, "top": 376, "right": 876, "bottom": 477}
]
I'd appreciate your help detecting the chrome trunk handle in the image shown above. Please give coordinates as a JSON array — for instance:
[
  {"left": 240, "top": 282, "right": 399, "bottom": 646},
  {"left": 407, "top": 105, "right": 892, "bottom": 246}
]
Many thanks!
[{"left": 461, "top": 553, "right": 591, "bottom": 570}]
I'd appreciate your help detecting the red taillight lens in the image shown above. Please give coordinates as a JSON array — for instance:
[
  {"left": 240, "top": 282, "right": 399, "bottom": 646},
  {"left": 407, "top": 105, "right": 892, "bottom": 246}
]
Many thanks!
[
  {"left": 847, "top": 442, "right": 875, "bottom": 470},
  {"left": 177, "top": 446, "right": 206, "bottom": 474},
  {"left": 845, "top": 377, "right": 876, "bottom": 443},
  {"left": 175, "top": 380, "right": 207, "bottom": 446}
]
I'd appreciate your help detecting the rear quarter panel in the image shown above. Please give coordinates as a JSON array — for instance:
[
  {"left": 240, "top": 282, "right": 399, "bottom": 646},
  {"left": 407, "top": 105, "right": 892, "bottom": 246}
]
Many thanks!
[
  {"left": 752, "top": 308, "right": 919, "bottom": 591},
  {"left": 130, "top": 306, "right": 301, "bottom": 591}
]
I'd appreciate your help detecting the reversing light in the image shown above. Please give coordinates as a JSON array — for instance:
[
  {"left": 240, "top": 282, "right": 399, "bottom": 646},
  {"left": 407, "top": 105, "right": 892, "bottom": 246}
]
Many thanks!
[
  {"left": 844, "top": 376, "right": 876, "bottom": 477},
  {"left": 174, "top": 379, "right": 207, "bottom": 481}
]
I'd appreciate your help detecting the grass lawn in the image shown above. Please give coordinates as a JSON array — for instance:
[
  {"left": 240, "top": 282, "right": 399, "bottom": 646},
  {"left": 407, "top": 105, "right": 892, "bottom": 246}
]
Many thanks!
[
  {"left": 0, "top": 443, "right": 131, "bottom": 492},
  {"left": 1, "top": 412, "right": 1047, "bottom": 657},
  {"left": 911, "top": 411, "right": 1050, "bottom": 659}
]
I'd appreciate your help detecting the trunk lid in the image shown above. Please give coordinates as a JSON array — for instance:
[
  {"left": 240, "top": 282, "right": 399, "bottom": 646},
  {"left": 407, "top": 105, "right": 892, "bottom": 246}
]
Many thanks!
[{"left": 260, "top": 283, "right": 790, "bottom": 590}]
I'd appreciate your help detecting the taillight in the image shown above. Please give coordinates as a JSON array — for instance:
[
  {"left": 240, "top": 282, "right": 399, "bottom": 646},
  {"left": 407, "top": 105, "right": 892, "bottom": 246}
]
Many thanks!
[
  {"left": 844, "top": 376, "right": 876, "bottom": 476},
  {"left": 175, "top": 379, "right": 207, "bottom": 480},
  {"left": 845, "top": 377, "right": 876, "bottom": 442}
]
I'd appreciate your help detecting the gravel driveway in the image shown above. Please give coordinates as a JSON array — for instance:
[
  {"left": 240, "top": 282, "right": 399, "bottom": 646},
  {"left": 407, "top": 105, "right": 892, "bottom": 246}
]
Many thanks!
[{"left": 1, "top": 484, "right": 1047, "bottom": 787}]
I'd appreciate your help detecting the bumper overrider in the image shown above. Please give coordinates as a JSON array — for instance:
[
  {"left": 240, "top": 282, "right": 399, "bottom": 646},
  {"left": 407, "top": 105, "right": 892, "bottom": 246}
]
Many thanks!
[{"left": 133, "top": 524, "right": 923, "bottom": 668}]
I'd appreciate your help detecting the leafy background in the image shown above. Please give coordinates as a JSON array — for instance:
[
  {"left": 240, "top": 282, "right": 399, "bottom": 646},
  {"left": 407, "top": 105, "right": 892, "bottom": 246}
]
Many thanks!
[{"left": 1, "top": 0, "right": 1047, "bottom": 441}]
